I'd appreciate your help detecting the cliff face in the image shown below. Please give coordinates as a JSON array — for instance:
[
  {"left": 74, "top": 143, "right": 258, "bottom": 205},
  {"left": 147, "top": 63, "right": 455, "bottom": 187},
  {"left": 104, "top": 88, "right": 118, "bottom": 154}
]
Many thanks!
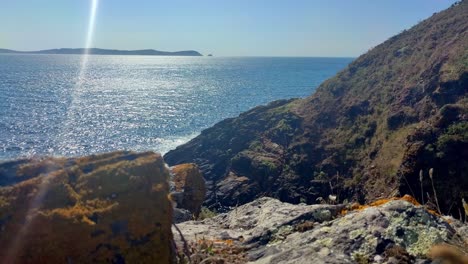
[
  {"left": 164, "top": 1, "right": 468, "bottom": 215},
  {"left": 0, "top": 151, "right": 174, "bottom": 263}
]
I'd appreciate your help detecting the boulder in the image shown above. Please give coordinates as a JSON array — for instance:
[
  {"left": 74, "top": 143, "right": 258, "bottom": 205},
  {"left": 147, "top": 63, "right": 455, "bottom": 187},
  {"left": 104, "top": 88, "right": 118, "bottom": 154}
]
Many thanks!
[
  {"left": 173, "top": 197, "right": 344, "bottom": 252},
  {"left": 0, "top": 151, "right": 174, "bottom": 263},
  {"left": 171, "top": 163, "right": 206, "bottom": 217},
  {"left": 174, "top": 196, "right": 467, "bottom": 263},
  {"left": 250, "top": 199, "right": 458, "bottom": 263}
]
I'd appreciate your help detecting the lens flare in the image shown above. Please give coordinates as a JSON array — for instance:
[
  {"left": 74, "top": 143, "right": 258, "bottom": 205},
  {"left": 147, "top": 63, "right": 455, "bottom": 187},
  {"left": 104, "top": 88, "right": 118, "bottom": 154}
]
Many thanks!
[
  {"left": 57, "top": 0, "right": 99, "bottom": 153},
  {"left": 79, "top": 0, "right": 99, "bottom": 85},
  {"left": 4, "top": 1, "right": 99, "bottom": 262}
]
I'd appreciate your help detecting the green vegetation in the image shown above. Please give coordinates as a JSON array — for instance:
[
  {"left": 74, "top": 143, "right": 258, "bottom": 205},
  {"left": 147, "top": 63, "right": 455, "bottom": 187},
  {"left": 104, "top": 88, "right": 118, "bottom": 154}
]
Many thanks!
[
  {"left": 197, "top": 207, "right": 218, "bottom": 220},
  {"left": 436, "top": 122, "right": 468, "bottom": 158},
  {"left": 353, "top": 253, "right": 370, "bottom": 264}
]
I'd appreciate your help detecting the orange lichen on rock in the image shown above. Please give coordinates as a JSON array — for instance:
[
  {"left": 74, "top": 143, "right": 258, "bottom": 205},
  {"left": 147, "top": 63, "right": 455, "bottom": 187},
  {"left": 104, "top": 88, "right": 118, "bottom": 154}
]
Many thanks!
[
  {"left": 197, "top": 239, "right": 234, "bottom": 247},
  {"left": 340, "top": 195, "right": 453, "bottom": 223},
  {"left": 0, "top": 151, "right": 174, "bottom": 264},
  {"left": 341, "top": 195, "right": 422, "bottom": 215}
]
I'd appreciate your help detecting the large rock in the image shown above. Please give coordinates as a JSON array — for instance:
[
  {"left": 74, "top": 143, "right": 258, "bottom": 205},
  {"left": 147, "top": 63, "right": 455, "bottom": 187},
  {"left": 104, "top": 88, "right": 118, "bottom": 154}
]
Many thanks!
[
  {"left": 174, "top": 197, "right": 343, "bottom": 246},
  {"left": 174, "top": 196, "right": 467, "bottom": 263},
  {"left": 173, "top": 197, "right": 344, "bottom": 263},
  {"left": 0, "top": 151, "right": 174, "bottom": 263},
  {"left": 171, "top": 163, "right": 206, "bottom": 217},
  {"left": 250, "top": 200, "right": 459, "bottom": 264}
]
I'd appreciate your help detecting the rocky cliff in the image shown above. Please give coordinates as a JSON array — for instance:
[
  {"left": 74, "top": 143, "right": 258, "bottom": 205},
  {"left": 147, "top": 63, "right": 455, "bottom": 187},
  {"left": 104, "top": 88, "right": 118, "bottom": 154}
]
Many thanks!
[
  {"left": 0, "top": 151, "right": 174, "bottom": 263},
  {"left": 164, "top": 1, "right": 468, "bottom": 215}
]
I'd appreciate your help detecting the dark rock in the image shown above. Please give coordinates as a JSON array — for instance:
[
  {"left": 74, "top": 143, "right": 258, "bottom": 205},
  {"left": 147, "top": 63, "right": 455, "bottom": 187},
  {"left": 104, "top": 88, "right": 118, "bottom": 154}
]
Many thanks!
[{"left": 173, "top": 208, "right": 193, "bottom": 223}]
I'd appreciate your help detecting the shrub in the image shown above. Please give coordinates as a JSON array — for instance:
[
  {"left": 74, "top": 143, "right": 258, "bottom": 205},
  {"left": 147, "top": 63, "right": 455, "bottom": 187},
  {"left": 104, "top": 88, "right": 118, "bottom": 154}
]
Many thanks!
[{"left": 197, "top": 207, "right": 217, "bottom": 220}]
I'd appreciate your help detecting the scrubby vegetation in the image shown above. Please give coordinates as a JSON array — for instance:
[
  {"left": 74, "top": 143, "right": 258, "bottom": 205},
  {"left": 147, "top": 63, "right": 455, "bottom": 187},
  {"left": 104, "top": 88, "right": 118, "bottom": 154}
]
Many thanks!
[{"left": 197, "top": 207, "right": 218, "bottom": 220}]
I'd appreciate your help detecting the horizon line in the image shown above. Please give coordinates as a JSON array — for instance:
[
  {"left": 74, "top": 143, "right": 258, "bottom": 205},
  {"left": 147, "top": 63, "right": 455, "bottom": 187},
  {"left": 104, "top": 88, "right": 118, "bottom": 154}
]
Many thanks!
[{"left": 0, "top": 47, "right": 358, "bottom": 59}]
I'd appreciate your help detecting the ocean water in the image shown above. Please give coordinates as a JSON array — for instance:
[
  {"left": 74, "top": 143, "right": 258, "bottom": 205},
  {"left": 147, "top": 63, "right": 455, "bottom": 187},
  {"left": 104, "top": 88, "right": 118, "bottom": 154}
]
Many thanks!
[{"left": 0, "top": 54, "right": 352, "bottom": 161}]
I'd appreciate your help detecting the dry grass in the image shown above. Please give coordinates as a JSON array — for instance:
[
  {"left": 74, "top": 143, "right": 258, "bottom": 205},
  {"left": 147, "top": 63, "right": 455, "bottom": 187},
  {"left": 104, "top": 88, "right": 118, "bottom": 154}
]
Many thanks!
[
  {"left": 176, "top": 238, "right": 247, "bottom": 264},
  {"left": 462, "top": 198, "right": 468, "bottom": 219}
]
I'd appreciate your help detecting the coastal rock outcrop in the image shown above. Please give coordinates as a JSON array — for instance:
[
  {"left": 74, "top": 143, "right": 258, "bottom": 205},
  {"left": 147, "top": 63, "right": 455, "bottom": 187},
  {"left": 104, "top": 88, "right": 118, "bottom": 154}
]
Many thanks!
[
  {"left": 0, "top": 151, "right": 174, "bottom": 263},
  {"left": 170, "top": 163, "right": 206, "bottom": 218},
  {"left": 174, "top": 196, "right": 468, "bottom": 263},
  {"left": 165, "top": 1, "right": 468, "bottom": 216}
]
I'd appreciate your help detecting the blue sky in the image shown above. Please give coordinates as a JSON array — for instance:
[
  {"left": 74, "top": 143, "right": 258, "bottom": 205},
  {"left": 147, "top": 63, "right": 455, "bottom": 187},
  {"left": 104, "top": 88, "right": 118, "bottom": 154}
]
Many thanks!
[{"left": 0, "top": 0, "right": 458, "bottom": 57}]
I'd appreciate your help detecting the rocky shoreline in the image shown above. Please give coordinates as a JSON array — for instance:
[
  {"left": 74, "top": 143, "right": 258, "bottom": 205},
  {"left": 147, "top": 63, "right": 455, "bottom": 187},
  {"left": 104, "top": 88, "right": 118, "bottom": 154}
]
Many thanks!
[{"left": 0, "top": 151, "right": 467, "bottom": 263}]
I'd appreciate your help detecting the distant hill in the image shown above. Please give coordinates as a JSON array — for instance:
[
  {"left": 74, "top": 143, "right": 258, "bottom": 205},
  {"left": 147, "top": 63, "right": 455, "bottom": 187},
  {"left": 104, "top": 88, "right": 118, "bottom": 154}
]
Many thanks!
[{"left": 0, "top": 48, "right": 202, "bottom": 56}]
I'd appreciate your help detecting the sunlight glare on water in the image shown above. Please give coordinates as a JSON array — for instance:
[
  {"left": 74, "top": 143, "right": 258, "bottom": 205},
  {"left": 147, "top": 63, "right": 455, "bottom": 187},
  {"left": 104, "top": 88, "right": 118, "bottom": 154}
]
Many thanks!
[
  {"left": 56, "top": 0, "right": 99, "bottom": 155},
  {"left": 0, "top": 56, "right": 352, "bottom": 160},
  {"left": 2, "top": 1, "right": 100, "bottom": 263}
]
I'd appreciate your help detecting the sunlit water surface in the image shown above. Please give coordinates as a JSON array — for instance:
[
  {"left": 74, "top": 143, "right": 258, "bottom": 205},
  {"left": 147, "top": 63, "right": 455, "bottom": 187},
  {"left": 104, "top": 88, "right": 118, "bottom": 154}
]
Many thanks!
[{"left": 0, "top": 54, "right": 352, "bottom": 160}]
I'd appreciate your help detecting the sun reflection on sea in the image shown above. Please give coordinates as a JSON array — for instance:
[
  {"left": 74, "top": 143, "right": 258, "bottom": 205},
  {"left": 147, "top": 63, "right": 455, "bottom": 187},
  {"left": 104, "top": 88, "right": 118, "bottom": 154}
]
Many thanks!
[{"left": 4, "top": 1, "right": 100, "bottom": 262}]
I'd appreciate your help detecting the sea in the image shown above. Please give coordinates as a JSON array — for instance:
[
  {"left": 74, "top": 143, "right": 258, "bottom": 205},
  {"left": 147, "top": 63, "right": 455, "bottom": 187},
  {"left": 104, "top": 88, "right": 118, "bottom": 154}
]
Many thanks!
[{"left": 0, "top": 54, "right": 352, "bottom": 161}]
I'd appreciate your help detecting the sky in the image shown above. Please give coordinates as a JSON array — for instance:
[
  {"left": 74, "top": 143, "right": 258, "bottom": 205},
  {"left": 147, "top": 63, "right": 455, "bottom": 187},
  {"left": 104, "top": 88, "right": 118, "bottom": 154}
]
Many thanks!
[{"left": 0, "top": 0, "right": 459, "bottom": 57}]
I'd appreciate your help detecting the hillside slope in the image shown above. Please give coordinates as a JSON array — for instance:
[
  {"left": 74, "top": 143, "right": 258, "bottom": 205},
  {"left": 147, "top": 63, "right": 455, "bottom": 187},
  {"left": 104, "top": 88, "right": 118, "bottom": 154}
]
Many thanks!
[{"left": 165, "top": 1, "right": 468, "bottom": 215}]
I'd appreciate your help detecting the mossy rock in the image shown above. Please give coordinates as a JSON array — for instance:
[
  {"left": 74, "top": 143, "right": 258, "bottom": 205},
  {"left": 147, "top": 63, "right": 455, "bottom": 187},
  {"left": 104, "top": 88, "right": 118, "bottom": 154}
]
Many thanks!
[{"left": 0, "top": 151, "right": 174, "bottom": 263}]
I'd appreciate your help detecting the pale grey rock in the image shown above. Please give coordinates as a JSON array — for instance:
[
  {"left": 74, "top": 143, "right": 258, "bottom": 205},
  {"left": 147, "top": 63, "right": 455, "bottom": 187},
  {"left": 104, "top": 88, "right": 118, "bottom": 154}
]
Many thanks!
[
  {"left": 249, "top": 200, "right": 458, "bottom": 264},
  {"left": 174, "top": 197, "right": 343, "bottom": 248},
  {"left": 174, "top": 197, "right": 466, "bottom": 264}
]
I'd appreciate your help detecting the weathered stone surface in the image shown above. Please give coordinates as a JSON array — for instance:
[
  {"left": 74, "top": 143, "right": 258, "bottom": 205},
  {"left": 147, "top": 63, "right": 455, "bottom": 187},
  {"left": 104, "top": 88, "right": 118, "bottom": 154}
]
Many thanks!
[
  {"left": 173, "top": 208, "right": 193, "bottom": 223},
  {"left": 171, "top": 163, "right": 206, "bottom": 217},
  {"left": 175, "top": 197, "right": 467, "bottom": 264},
  {"left": 0, "top": 151, "right": 174, "bottom": 263},
  {"left": 174, "top": 197, "right": 343, "bottom": 253},
  {"left": 250, "top": 200, "right": 458, "bottom": 263}
]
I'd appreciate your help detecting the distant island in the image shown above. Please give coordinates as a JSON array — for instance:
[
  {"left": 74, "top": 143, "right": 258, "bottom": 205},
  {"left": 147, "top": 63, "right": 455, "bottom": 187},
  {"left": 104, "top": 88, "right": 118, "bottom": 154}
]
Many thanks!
[{"left": 0, "top": 48, "right": 203, "bottom": 56}]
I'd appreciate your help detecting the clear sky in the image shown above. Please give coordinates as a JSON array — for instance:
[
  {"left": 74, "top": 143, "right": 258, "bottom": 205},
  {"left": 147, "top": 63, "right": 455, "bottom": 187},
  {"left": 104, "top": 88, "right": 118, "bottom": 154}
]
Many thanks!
[{"left": 0, "top": 0, "right": 458, "bottom": 57}]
